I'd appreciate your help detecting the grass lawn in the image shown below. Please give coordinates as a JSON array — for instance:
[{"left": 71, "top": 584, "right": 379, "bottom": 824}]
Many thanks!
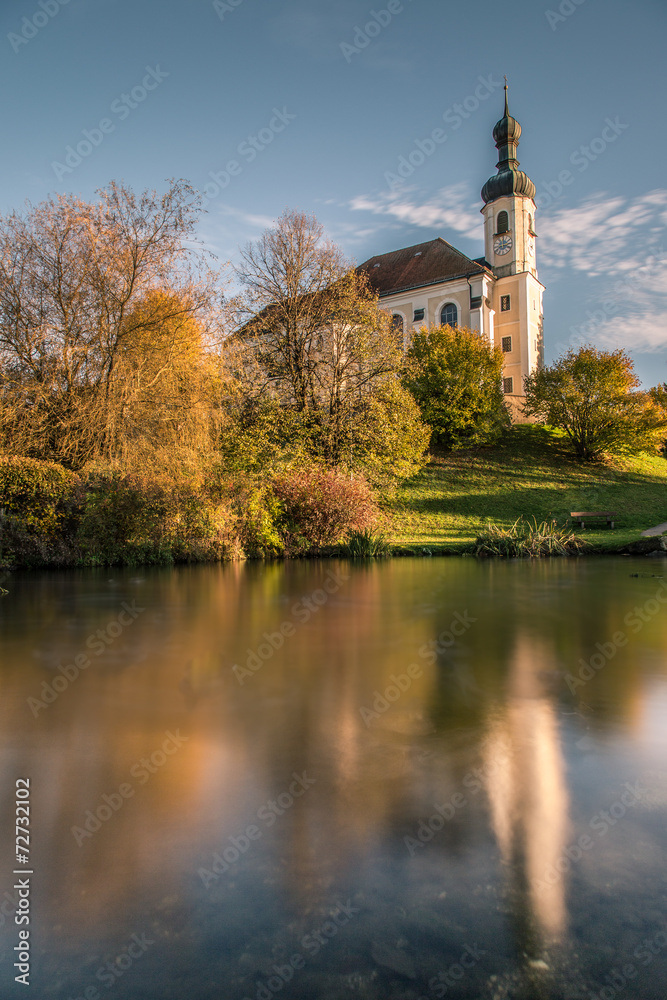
[{"left": 386, "top": 425, "right": 667, "bottom": 553}]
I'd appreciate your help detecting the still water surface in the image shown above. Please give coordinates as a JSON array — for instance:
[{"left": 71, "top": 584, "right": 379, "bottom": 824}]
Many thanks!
[{"left": 1, "top": 558, "right": 667, "bottom": 1000}]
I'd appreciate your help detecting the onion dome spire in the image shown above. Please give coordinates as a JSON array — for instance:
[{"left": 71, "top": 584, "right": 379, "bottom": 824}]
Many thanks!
[{"left": 481, "top": 79, "right": 536, "bottom": 205}]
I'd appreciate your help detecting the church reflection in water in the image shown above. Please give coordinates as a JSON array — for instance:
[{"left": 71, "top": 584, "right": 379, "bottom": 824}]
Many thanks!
[{"left": 482, "top": 634, "right": 569, "bottom": 963}]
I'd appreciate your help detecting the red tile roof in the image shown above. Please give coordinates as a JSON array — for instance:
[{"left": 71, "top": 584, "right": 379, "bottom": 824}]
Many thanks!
[{"left": 358, "top": 237, "right": 491, "bottom": 297}]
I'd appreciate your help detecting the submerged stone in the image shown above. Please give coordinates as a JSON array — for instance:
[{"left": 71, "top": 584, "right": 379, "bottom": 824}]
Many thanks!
[{"left": 371, "top": 941, "right": 417, "bottom": 979}]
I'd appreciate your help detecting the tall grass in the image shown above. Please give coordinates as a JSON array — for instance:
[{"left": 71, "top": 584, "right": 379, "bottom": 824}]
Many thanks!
[
  {"left": 472, "top": 517, "right": 588, "bottom": 558},
  {"left": 344, "top": 528, "right": 391, "bottom": 558}
]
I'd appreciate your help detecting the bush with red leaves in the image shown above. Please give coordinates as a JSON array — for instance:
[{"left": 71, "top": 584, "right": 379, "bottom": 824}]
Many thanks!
[{"left": 272, "top": 467, "right": 379, "bottom": 553}]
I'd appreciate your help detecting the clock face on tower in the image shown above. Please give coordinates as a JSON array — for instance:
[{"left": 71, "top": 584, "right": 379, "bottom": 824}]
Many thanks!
[
  {"left": 494, "top": 235, "right": 513, "bottom": 256},
  {"left": 528, "top": 237, "right": 535, "bottom": 257}
]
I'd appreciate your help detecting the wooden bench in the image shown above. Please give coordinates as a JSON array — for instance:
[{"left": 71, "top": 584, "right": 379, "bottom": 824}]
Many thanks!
[{"left": 570, "top": 511, "right": 616, "bottom": 529}]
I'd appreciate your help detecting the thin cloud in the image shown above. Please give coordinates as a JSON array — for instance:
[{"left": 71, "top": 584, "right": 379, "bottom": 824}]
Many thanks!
[
  {"left": 349, "top": 183, "right": 481, "bottom": 240},
  {"left": 539, "top": 190, "right": 667, "bottom": 277},
  {"left": 210, "top": 204, "right": 276, "bottom": 230},
  {"left": 591, "top": 311, "right": 667, "bottom": 354},
  {"left": 541, "top": 191, "right": 667, "bottom": 353}
]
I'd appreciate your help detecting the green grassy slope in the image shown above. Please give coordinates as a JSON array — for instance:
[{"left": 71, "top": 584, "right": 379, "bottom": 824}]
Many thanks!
[{"left": 386, "top": 425, "right": 667, "bottom": 552}]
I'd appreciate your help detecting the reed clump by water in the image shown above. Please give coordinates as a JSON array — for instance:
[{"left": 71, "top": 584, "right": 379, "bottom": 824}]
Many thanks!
[
  {"left": 472, "top": 517, "right": 588, "bottom": 558},
  {"left": 344, "top": 528, "right": 391, "bottom": 558}
]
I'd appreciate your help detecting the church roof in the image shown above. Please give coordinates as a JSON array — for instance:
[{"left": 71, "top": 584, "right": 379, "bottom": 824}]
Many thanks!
[{"left": 358, "top": 237, "right": 490, "bottom": 297}]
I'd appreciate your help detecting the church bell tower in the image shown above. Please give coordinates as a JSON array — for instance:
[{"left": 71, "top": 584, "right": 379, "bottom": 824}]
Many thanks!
[{"left": 481, "top": 83, "right": 544, "bottom": 400}]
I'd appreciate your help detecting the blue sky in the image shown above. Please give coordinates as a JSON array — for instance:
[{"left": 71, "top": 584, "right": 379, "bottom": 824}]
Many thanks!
[{"left": 2, "top": 0, "right": 666, "bottom": 384}]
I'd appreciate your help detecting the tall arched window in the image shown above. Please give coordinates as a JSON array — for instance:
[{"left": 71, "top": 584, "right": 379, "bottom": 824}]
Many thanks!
[
  {"left": 440, "top": 303, "right": 457, "bottom": 327},
  {"left": 528, "top": 213, "right": 534, "bottom": 234},
  {"left": 391, "top": 314, "right": 404, "bottom": 337},
  {"left": 496, "top": 211, "right": 509, "bottom": 234}
]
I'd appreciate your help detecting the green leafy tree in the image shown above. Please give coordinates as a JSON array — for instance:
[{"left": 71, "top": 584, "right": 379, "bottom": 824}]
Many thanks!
[
  {"left": 338, "top": 381, "right": 430, "bottom": 485},
  {"left": 523, "top": 347, "right": 667, "bottom": 460},
  {"left": 217, "top": 397, "right": 321, "bottom": 476},
  {"left": 403, "top": 325, "right": 509, "bottom": 450},
  {"left": 649, "top": 383, "right": 667, "bottom": 457},
  {"left": 218, "top": 382, "right": 428, "bottom": 487},
  {"left": 0, "top": 456, "right": 81, "bottom": 537},
  {"left": 650, "top": 383, "right": 667, "bottom": 408}
]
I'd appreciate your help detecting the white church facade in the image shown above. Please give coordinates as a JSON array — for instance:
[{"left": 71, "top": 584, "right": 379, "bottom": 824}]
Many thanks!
[{"left": 359, "top": 86, "right": 544, "bottom": 415}]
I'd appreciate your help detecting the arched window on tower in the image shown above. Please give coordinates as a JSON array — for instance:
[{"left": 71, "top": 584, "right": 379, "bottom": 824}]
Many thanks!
[
  {"left": 528, "top": 213, "right": 534, "bottom": 234},
  {"left": 496, "top": 211, "right": 509, "bottom": 234},
  {"left": 440, "top": 303, "right": 458, "bottom": 328}
]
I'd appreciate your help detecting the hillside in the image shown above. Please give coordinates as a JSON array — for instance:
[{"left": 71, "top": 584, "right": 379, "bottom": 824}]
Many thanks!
[{"left": 387, "top": 425, "right": 667, "bottom": 552}]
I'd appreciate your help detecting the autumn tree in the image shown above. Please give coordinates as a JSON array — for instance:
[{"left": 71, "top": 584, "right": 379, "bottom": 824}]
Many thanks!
[
  {"left": 403, "top": 325, "right": 509, "bottom": 450},
  {"left": 231, "top": 209, "right": 428, "bottom": 474},
  {"left": 98, "top": 289, "right": 226, "bottom": 470},
  {"left": 0, "top": 180, "right": 221, "bottom": 468},
  {"left": 234, "top": 208, "right": 350, "bottom": 412},
  {"left": 523, "top": 347, "right": 667, "bottom": 460}
]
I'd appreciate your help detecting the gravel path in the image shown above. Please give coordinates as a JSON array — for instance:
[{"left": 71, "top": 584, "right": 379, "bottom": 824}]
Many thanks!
[{"left": 642, "top": 522, "right": 667, "bottom": 537}]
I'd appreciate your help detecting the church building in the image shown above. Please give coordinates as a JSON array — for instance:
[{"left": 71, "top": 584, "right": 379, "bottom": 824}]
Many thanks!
[{"left": 359, "top": 86, "right": 544, "bottom": 414}]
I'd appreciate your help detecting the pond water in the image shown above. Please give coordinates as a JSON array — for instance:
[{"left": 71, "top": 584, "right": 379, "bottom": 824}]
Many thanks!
[{"left": 1, "top": 557, "right": 667, "bottom": 1000}]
